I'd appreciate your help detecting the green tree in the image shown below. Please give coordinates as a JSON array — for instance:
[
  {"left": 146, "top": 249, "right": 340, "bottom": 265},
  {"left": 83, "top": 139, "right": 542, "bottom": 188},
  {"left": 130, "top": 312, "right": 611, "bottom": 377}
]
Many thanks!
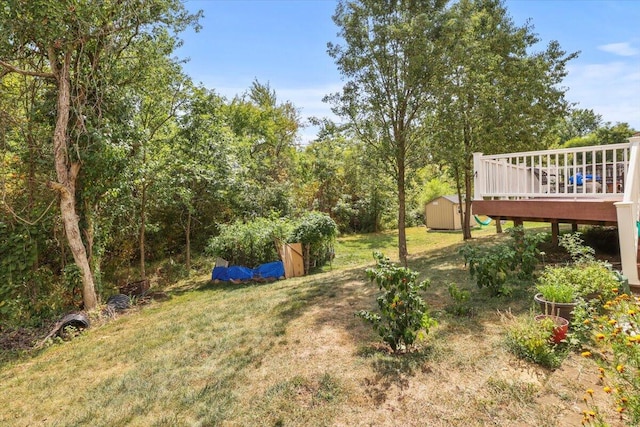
[
  {"left": 556, "top": 108, "right": 603, "bottom": 145},
  {"left": 225, "top": 80, "right": 301, "bottom": 219},
  {"left": 431, "top": 0, "right": 576, "bottom": 239},
  {"left": 326, "top": 0, "right": 447, "bottom": 265},
  {"left": 295, "top": 119, "right": 348, "bottom": 214},
  {"left": 0, "top": 0, "right": 200, "bottom": 309},
  {"left": 165, "top": 87, "right": 234, "bottom": 272},
  {"left": 129, "top": 46, "right": 193, "bottom": 280}
]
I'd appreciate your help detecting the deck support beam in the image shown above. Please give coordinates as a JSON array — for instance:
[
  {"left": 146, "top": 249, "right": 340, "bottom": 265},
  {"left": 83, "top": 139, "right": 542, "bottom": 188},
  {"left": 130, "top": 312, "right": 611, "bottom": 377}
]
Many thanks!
[{"left": 551, "top": 222, "right": 559, "bottom": 246}]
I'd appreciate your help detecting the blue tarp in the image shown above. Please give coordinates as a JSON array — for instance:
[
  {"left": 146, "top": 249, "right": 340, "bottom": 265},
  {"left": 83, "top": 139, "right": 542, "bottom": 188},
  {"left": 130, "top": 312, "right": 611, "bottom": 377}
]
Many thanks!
[
  {"left": 212, "top": 261, "right": 285, "bottom": 282},
  {"left": 569, "top": 172, "right": 602, "bottom": 185}
]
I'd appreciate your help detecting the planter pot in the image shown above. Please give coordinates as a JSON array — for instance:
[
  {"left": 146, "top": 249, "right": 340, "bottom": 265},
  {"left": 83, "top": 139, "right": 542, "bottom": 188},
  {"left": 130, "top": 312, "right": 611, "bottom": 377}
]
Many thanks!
[
  {"left": 534, "top": 293, "right": 578, "bottom": 323},
  {"left": 535, "top": 314, "right": 569, "bottom": 344}
]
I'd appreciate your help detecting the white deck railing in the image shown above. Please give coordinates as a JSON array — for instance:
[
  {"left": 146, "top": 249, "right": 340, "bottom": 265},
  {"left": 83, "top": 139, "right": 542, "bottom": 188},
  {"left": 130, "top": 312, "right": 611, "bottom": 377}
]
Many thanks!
[{"left": 473, "top": 143, "right": 631, "bottom": 200}]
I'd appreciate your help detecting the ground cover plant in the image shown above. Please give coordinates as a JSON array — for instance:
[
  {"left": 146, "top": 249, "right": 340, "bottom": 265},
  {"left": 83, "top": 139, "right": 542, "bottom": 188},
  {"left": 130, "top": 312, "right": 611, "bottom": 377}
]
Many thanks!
[{"left": 0, "top": 224, "right": 629, "bottom": 426}]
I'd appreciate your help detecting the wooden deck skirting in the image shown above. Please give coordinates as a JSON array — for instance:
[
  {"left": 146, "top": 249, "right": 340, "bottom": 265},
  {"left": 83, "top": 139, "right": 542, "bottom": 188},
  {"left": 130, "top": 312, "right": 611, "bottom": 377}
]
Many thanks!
[{"left": 472, "top": 198, "right": 620, "bottom": 226}]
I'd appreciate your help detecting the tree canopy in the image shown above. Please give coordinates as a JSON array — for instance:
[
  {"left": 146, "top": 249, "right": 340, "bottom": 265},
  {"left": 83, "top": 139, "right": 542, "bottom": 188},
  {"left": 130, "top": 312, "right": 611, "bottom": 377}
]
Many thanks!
[
  {"left": 430, "top": 0, "right": 577, "bottom": 238},
  {"left": 326, "top": 0, "right": 448, "bottom": 265}
]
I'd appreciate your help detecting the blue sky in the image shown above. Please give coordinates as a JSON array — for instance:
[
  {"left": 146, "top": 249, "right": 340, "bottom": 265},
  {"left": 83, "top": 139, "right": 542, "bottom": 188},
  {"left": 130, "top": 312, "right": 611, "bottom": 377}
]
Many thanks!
[{"left": 177, "top": 0, "right": 640, "bottom": 143}]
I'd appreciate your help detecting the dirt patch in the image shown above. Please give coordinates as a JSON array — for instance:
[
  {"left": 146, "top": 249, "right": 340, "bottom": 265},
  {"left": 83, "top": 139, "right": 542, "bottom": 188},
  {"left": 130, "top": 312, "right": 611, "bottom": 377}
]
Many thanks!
[{"left": 0, "top": 326, "right": 44, "bottom": 352}]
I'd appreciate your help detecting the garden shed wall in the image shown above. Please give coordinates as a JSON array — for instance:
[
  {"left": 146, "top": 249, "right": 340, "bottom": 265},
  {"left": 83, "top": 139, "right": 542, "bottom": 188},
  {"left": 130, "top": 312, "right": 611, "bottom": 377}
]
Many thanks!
[{"left": 425, "top": 195, "right": 467, "bottom": 230}]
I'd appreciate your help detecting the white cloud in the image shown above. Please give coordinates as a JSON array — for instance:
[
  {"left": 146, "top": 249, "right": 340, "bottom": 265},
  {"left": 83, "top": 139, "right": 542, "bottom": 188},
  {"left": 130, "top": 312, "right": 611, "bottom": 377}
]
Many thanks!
[
  {"left": 598, "top": 42, "right": 639, "bottom": 57},
  {"left": 564, "top": 61, "right": 640, "bottom": 129}
]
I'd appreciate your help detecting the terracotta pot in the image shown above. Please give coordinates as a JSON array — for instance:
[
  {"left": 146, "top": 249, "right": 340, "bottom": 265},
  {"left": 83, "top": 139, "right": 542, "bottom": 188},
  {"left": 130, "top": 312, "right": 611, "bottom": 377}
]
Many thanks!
[
  {"left": 534, "top": 293, "right": 577, "bottom": 323},
  {"left": 535, "top": 314, "right": 569, "bottom": 344}
]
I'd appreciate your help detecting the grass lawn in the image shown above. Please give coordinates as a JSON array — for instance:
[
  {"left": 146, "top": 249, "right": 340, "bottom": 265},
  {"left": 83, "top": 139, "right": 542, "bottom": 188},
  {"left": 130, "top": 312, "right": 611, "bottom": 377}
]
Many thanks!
[{"left": 0, "top": 224, "right": 624, "bottom": 426}]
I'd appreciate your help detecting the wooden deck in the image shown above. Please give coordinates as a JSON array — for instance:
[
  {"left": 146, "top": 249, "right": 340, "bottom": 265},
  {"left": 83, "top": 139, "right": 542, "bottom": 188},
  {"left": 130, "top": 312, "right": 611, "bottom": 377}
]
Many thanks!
[
  {"left": 472, "top": 197, "right": 621, "bottom": 226},
  {"left": 473, "top": 137, "right": 640, "bottom": 287}
]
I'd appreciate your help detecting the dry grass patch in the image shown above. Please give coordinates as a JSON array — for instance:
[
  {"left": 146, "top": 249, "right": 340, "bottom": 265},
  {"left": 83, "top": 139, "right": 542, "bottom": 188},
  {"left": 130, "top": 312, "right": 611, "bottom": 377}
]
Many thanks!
[{"left": 0, "top": 226, "right": 624, "bottom": 426}]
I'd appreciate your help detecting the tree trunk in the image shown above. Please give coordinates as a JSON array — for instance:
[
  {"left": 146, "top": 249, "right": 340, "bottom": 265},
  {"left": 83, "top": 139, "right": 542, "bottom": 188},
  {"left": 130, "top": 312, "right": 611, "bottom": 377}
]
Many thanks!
[
  {"left": 397, "top": 153, "right": 408, "bottom": 266},
  {"left": 453, "top": 165, "right": 466, "bottom": 236},
  {"left": 462, "top": 120, "right": 473, "bottom": 240},
  {"left": 139, "top": 181, "right": 147, "bottom": 280},
  {"left": 463, "top": 166, "right": 473, "bottom": 240},
  {"left": 50, "top": 51, "right": 97, "bottom": 310},
  {"left": 185, "top": 209, "right": 191, "bottom": 273},
  {"left": 304, "top": 244, "right": 310, "bottom": 275}
]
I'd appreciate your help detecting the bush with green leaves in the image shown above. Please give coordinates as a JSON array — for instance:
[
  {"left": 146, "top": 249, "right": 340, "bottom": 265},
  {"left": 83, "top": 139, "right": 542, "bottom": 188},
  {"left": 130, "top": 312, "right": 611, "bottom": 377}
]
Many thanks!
[
  {"left": 537, "top": 233, "right": 622, "bottom": 304},
  {"left": 206, "top": 212, "right": 337, "bottom": 272},
  {"left": 356, "top": 252, "right": 437, "bottom": 353},
  {"left": 288, "top": 211, "right": 338, "bottom": 273},
  {"left": 559, "top": 232, "right": 595, "bottom": 262},
  {"left": 460, "top": 226, "right": 547, "bottom": 296},
  {"left": 446, "top": 283, "right": 472, "bottom": 317},
  {"left": 206, "top": 216, "right": 293, "bottom": 266}
]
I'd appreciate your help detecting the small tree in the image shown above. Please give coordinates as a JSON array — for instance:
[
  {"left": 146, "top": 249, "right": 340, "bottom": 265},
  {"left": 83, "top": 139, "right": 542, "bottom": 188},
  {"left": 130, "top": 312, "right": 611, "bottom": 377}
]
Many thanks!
[{"left": 356, "top": 252, "right": 437, "bottom": 353}]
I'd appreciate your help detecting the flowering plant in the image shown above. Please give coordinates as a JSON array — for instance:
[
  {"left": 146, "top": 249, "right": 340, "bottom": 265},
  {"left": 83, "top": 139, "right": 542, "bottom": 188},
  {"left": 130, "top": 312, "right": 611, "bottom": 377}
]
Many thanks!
[{"left": 582, "top": 293, "right": 640, "bottom": 425}]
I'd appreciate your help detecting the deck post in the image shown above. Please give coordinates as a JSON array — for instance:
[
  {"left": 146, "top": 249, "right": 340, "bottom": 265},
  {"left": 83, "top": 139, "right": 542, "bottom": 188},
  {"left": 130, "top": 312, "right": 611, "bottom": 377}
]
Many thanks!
[
  {"left": 615, "top": 201, "right": 639, "bottom": 286},
  {"left": 473, "top": 152, "right": 484, "bottom": 201},
  {"left": 615, "top": 137, "right": 640, "bottom": 287},
  {"left": 551, "top": 222, "right": 559, "bottom": 246}
]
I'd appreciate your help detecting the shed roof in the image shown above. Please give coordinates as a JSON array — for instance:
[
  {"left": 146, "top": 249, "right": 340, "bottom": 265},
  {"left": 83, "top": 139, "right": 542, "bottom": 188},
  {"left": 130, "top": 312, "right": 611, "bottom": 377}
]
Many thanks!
[{"left": 429, "top": 195, "right": 461, "bottom": 205}]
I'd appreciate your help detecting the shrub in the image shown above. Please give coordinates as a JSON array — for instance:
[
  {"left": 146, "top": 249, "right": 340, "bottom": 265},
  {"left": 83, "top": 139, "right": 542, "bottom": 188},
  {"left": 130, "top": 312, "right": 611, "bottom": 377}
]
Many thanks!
[
  {"left": 460, "top": 226, "right": 547, "bottom": 296},
  {"left": 356, "top": 252, "right": 437, "bottom": 353},
  {"left": 536, "top": 233, "right": 621, "bottom": 304},
  {"left": 582, "top": 226, "right": 619, "bottom": 255},
  {"left": 446, "top": 283, "right": 472, "bottom": 317},
  {"left": 559, "top": 232, "right": 594, "bottom": 263},
  {"left": 288, "top": 211, "right": 338, "bottom": 274},
  {"left": 535, "top": 267, "right": 577, "bottom": 303},
  {"left": 207, "top": 212, "right": 337, "bottom": 272},
  {"left": 206, "top": 216, "right": 293, "bottom": 266}
]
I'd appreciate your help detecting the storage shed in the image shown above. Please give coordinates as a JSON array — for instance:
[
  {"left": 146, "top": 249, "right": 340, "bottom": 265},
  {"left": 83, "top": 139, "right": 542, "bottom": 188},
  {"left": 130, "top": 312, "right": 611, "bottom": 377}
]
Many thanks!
[{"left": 425, "top": 195, "right": 468, "bottom": 230}]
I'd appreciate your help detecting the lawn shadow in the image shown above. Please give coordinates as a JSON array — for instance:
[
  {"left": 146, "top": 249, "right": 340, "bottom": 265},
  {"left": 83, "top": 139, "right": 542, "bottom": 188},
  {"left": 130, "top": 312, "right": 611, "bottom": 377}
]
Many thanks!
[
  {"left": 358, "top": 346, "right": 435, "bottom": 405},
  {"left": 269, "top": 266, "right": 369, "bottom": 332},
  {"left": 170, "top": 275, "right": 280, "bottom": 295}
]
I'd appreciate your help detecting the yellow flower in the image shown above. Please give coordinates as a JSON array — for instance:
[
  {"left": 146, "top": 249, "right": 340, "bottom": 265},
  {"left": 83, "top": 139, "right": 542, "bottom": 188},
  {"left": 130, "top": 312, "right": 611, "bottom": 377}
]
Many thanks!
[
  {"left": 616, "top": 364, "right": 625, "bottom": 373},
  {"left": 581, "top": 351, "right": 592, "bottom": 357},
  {"left": 595, "top": 333, "right": 606, "bottom": 341},
  {"left": 604, "top": 386, "right": 612, "bottom": 393},
  {"left": 617, "top": 406, "right": 625, "bottom": 413},
  {"left": 583, "top": 319, "right": 591, "bottom": 325},
  {"left": 586, "top": 388, "right": 594, "bottom": 395},
  {"left": 608, "top": 319, "right": 617, "bottom": 325}
]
